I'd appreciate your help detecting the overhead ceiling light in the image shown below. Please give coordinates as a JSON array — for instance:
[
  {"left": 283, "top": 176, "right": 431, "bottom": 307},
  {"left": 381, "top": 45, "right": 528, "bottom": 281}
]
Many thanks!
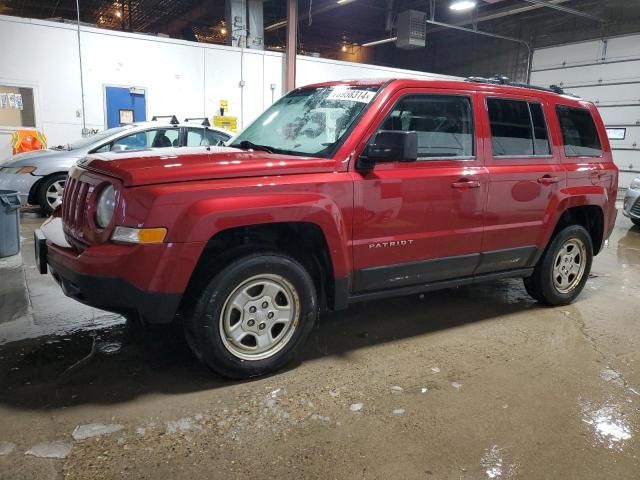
[
  {"left": 337, "top": 0, "right": 356, "bottom": 4},
  {"left": 362, "top": 37, "right": 397, "bottom": 47},
  {"left": 449, "top": 1, "right": 477, "bottom": 11},
  {"left": 265, "top": 19, "right": 287, "bottom": 31}
]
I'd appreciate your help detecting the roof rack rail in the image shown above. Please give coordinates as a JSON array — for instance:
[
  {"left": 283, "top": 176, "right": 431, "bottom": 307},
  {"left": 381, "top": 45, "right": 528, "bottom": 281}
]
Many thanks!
[
  {"left": 465, "top": 75, "right": 580, "bottom": 98},
  {"left": 151, "top": 115, "right": 179, "bottom": 125},
  {"left": 184, "top": 117, "right": 211, "bottom": 127}
]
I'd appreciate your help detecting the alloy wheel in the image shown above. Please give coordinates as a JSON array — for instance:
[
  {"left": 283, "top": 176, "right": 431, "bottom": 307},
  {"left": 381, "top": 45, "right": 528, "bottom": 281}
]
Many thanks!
[{"left": 219, "top": 274, "right": 300, "bottom": 361}]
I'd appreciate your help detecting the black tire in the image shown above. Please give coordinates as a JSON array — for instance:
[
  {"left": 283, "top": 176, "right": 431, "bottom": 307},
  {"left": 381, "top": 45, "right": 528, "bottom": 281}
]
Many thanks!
[
  {"left": 37, "top": 173, "right": 67, "bottom": 216},
  {"left": 185, "top": 253, "right": 318, "bottom": 379},
  {"left": 632, "top": 218, "right": 640, "bottom": 228},
  {"left": 524, "top": 225, "right": 593, "bottom": 306}
]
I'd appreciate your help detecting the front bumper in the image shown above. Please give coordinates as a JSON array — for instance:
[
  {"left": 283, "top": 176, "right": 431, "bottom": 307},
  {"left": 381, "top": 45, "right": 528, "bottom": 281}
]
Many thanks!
[
  {"left": 0, "top": 172, "right": 39, "bottom": 205},
  {"left": 35, "top": 218, "right": 202, "bottom": 324},
  {"left": 622, "top": 187, "right": 640, "bottom": 220}
]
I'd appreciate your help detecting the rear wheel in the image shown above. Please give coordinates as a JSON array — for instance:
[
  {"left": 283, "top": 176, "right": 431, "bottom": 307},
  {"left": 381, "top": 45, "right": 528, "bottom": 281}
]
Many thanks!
[
  {"left": 524, "top": 225, "right": 593, "bottom": 306},
  {"left": 185, "top": 253, "right": 318, "bottom": 379},
  {"left": 37, "top": 173, "right": 67, "bottom": 215}
]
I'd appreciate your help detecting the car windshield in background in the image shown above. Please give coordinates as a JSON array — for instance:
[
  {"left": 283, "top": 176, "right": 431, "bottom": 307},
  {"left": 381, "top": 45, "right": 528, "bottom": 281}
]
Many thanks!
[
  {"left": 231, "top": 85, "right": 380, "bottom": 158},
  {"left": 66, "top": 125, "right": 134, "bottom": 150}
]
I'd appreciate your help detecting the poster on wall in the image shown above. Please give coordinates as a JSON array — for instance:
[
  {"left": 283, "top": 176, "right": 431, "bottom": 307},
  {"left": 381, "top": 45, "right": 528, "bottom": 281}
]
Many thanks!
[
  {"left": 0, "top": 93, "right": 8, "bottom": 109},
  {"left": 7, "top": 93, "right": 16, "bottom": 109},
  {"left": 15, "top": 94, "right": 23, "bottom": 110},
  {"left": 119, "top": 109, "right": 134, "bottom": 124}
]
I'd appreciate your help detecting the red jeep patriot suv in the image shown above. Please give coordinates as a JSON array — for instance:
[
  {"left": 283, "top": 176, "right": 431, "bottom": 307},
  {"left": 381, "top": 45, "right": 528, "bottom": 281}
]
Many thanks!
[{"left": 36, "top": 77, "right": 618, "bottom": 378}]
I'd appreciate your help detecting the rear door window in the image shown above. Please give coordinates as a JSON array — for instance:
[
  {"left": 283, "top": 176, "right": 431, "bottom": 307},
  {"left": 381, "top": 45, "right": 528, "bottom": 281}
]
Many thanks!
[
  {"left": 186, "top": 128, "right": 229, "bottom": 146},
  {"left": 555, "top": 105, "right": 602, "bottom": 157},
  {"left": 487, "top": 99, "right": 550, "bottom": 157}
]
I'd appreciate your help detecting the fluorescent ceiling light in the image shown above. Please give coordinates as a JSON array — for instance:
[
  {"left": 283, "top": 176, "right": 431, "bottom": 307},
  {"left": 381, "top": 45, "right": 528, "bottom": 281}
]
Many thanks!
[
  {"left": 362, "top": 37, "right": 397, "bottom": 47},
  {"left": 450, "top": 1, "right": 477, "bottom": 11}
]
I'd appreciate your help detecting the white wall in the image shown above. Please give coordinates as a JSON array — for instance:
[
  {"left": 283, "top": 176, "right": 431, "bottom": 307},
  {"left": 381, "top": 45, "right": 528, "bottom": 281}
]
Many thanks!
[
  {"left": 531, "top": 33, "right": 640, "bottom": 188},
  {"left": 0, "top": 15, "right": 450, "bottom": 160}
]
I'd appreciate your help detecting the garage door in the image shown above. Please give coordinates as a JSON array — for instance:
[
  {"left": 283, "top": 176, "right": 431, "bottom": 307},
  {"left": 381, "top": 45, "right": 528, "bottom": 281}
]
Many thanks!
[{"left": 531, "top": 34, "right": 640, "bottom": 190}]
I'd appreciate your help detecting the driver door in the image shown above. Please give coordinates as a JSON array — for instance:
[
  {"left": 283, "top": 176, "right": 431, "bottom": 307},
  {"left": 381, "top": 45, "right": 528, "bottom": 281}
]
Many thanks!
[{"left": 351, "top": 89, "right": 488, "bottom": 293}]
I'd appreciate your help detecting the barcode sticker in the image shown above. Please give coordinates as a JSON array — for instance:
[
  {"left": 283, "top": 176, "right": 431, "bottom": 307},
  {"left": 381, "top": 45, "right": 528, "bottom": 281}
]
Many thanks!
[{"left": 326, "top": 89, "right": 376, "bottom": 104}]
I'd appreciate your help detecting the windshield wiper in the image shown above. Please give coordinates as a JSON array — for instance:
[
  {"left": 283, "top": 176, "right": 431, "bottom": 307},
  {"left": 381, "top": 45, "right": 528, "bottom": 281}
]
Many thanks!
[{"left": 231, "top": 140, "right": 275, "bottom": 154}]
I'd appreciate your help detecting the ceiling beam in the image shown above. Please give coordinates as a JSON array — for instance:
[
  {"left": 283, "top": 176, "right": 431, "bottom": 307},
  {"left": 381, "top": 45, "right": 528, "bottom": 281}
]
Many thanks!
[
  {"left": 452, "top": 0, "right": 574, "bottom": 25},
  {"left": 519, "top": 0, "right": 604, "bottom": 23}
]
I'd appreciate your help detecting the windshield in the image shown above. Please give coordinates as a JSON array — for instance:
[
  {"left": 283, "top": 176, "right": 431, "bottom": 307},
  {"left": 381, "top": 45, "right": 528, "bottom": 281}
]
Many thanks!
[
  {"left": 66, "top": 125, "right": 134, "bottom": 150},
  {"left": 231, "top": 85, "right": 380, "bottom": 157}
]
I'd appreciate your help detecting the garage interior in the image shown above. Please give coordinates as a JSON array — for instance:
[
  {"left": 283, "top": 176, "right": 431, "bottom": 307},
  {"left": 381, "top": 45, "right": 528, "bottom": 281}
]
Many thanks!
[{"left": 1, "top": 0, "right": 640, "bottom": 479}]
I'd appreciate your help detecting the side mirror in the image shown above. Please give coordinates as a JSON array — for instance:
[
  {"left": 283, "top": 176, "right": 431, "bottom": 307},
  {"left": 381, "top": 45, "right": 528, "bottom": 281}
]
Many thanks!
[
  {"left": 110, "top": 144, "right": 127, "bottom": 152},
  {"left": 357, "top": 131, "right": 418, "bottom": 170}
]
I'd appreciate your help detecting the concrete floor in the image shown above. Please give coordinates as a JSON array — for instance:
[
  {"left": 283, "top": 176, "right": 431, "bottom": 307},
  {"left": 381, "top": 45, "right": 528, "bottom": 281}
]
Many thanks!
[{"left": 1, "top": 211, "right": 639, "bottom": 480}]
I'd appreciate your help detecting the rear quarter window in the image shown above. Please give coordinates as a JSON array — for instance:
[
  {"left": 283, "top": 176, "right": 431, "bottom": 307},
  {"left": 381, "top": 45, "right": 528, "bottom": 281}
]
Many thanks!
[{"left": 555, "top": 105, "right": 602, "bottom": 157}]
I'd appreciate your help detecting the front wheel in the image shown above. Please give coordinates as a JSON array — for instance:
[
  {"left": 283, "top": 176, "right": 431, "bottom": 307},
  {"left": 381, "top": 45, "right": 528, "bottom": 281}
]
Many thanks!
[
  {"left": 524, "top": 225, "right": 593, "bottom": 306},
  {"left": 185, "top": 253, "right": 318, "bottom": 379},
  {"left": 632, "top": 217, "right": 640, "bottom": 228}
]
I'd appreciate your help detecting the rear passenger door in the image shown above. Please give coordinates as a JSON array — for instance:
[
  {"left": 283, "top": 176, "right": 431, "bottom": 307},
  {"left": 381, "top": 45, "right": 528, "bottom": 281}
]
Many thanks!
[
  {"left": 479, "top": 95, "right": 565, "bottom": 273},
  {"left": 351, "top": 89, "right": 488, "bottom": 292}
]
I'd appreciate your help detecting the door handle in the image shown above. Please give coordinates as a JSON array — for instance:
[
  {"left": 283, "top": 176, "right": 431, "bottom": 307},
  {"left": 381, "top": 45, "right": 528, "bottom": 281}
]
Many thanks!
[
  {"left": 451, "top": 179, "right": 481, "bottom": 189},
  {"left": 537, "top": 175, "right": 560, "bottom": 185}
]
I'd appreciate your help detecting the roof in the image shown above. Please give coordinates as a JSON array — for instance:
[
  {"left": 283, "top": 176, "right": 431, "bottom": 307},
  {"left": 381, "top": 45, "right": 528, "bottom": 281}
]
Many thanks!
[{"left": 300, "top": 76, "right": 590, "bottom": 106}]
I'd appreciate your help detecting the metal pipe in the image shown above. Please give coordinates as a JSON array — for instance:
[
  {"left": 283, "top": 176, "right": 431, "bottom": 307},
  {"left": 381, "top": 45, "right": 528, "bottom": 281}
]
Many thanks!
[
  {"left": 455, "top": 0, "right": 572, "bottom": 25},
  {"left": 362, "top": 37, "right": 397, "bottom": 47},
  {"left": 520, "top": 0, "right": 604, "bottom": 23},
  {"left": 266, "top": 0, "right": 382, "bottom": 32},
  {"left": 75, "top": 0, "right": 86, "bottom": 133},
  {"left": 425, "top": 20, "right": 532, "bottom": 82},
  {"left": 285, "top": 0, "right": 297, "bottom": 92}
]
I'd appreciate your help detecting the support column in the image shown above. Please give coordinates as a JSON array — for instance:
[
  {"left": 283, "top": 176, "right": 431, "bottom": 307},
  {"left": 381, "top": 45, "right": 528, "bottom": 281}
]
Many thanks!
[
  {"left": 226, "top": 0, "right": 264, "bottom": 49},
  {"left": 226, "top": 0, "right": 246, "bottom": 48},
  {"left": 285, "top": 0, "right": 297, "bottom": 92},
  {"left": 247, "top": 0, "right": 264, "bottom": 49}
]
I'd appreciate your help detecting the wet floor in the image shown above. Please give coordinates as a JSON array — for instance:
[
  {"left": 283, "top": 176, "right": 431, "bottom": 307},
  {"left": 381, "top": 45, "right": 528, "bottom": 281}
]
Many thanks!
[{"left": 1, "top": 212, "right": 640, "bottom": 479}]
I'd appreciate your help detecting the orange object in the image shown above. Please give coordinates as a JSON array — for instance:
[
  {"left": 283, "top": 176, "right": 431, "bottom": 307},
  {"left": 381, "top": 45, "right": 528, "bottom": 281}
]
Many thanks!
[{"left": 10, "top": 130, "right": 47, "bottom": 155}]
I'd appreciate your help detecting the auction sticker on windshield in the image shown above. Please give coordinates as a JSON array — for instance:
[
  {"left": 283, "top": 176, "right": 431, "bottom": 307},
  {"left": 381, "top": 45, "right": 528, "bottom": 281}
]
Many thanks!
[{"left": 326, "top": 89, "right": 376, "bottom": 103}]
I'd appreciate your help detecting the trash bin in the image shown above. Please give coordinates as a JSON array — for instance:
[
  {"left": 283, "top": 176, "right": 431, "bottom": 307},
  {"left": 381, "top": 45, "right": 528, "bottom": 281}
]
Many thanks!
[{"left": 0, "top": 190, "right": 21, "bottom": 258}]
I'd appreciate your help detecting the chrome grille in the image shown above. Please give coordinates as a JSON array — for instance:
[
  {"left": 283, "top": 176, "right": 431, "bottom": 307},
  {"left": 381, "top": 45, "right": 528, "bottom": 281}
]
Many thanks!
[
  {"left": 61, "top": 176, "right": 90, "bottom": 244},
  {"left": 632, "top": 198, "right": 640, "bottom": 216}
]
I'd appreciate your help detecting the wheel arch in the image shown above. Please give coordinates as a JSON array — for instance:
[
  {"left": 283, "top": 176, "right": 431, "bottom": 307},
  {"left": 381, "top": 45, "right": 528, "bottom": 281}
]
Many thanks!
[
  {"left": 550, "top": 204, "right": 605, "bottom": 255},
  {"left": 28, "top": 171, "right": 68, "bottom": 205},
  {"left": 181, "top": 221, "right": 343, "bottom": 315}
]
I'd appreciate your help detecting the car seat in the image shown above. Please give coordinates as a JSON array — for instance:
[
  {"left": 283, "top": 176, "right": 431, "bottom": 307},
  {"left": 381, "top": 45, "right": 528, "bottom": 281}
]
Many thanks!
[{"left": 152, "top": 133, "right": 172, "bottom": 148}]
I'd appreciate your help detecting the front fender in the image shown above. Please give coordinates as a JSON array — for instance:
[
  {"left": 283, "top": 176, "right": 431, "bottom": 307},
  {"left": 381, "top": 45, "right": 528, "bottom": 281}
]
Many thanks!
[{"left": 168, "top": 192, "right": 353, "bottom": 278}]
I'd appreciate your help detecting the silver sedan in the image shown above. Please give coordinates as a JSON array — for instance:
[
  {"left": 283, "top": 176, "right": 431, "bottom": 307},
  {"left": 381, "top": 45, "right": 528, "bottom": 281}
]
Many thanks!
[
  {"left": 622, "top": 177, "right": 640, "bottom": 228},
  {"left": 0, "top": 119, "right": 231, "bottom": 214}
]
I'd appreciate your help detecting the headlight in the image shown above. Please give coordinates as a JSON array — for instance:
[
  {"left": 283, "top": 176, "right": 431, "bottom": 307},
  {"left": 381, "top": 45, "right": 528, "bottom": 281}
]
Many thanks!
[
  {"left": 630, "top": 178, "right": 640, "bottom": 191},
  {"left": 1, "top": 166, "right": 36, "bottom": 174},
  {"left": 95, "top": 185, "right": 116, "bottom": 228}
]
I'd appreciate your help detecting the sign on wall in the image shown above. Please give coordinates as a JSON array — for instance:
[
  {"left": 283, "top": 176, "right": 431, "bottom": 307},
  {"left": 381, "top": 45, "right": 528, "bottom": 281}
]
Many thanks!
[{"left": 0, "top": 85, "right": 36, "bottom": 128}]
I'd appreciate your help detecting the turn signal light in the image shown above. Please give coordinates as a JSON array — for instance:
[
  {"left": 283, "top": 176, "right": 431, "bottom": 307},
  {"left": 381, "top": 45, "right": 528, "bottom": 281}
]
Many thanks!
[{"left": 111, "top": 226, "right": 167, "bottom": 244}]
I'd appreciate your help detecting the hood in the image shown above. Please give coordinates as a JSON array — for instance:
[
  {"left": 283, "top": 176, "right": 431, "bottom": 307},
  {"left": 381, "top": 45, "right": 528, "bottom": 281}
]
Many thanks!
[
  {"left": 1, "top": 148, "right": 83, "bottom": 167},
  {"left": 79, "top": 147, "right": 337, "bottom": 186}
]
